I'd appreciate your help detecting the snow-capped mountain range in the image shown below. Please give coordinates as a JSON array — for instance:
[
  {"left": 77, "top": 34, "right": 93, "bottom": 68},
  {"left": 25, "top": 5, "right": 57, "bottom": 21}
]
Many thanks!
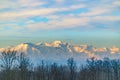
[{"left": 0, "top": 41, "right": 120, "bottom": 62}]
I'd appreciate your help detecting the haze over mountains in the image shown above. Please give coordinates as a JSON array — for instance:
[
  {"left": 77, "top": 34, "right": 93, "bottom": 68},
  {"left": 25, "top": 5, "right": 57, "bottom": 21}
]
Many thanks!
[{"left": 0, "top": 41, "right": 120, "bottom": 63}]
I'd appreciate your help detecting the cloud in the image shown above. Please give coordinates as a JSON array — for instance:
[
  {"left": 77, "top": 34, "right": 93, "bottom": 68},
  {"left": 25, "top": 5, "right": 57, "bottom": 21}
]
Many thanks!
[
  {"left": 113, "top": 1, "right": 120, "bottom": 6},
  {"left": 0, "top": 0, "right": 46, "bottom": 9},
  {"left": 0, "top": 24, "right": 24, "bottom": 36},
  {"left": 93, "top": 16, "right": 120, "bottom": 21},
  {"left": 0, "top": 0, "right": 120, "bottom": 35},
  {"left": 24, "top": 15, "right": 120, "bottom": 31},
  {"left": 0, "top": 8, "right": 58, "bottom": 19},
  {"left": 55, "top": 0, "right": 64, "bottom": 3},
  {"left": 24, "top": 15, "right": 90, "bottom": 31},
  {"left": 79, "top": 8, "right": 110, "bottom": 16},
  {"left": 0, "top": 4, "right": 85, "bottom": 21},
  {"left": 79, "top": 0, "right": 120, "bottom": 17},
  {"left": 17, "top": 0, "right": 46, "bottom": 8}
]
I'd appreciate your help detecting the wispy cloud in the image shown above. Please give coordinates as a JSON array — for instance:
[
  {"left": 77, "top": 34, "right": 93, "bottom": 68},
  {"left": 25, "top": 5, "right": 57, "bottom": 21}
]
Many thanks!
[
  {"left": 0, "top": 0, "right": 120, "bottom": 36},
  {"left": 0, "top": 8, "right": 58, "bottom": 18},
  {"left": 24, "top": 15, "right": 120, "bottom": 32},
  {"left": 113, "top": 0, "right": 120, "bottom": 6},
  {"left": 0, "top": 4, "right": 85, "bottom": 20}
]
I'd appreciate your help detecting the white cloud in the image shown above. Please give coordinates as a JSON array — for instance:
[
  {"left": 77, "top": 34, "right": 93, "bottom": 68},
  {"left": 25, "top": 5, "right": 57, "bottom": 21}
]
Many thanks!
[
  {"left": 17, "top": 0, "right": 46, "bottom": 8},
  {"left": 113, "top": 1, "right": 120, "bottom": 6},
  {"left": 93, "top": 16, "right": 120, "bottom": 21},
  {"left": 0, "top": 24, "right": 24, "bottom": 36},
  {"left": 0, "top": 4, "right": 86, "bottom": 20},
  {"left": 25, "top": 15, "right": 120, "bottom": 31},
  {"left": 0, "top": 0, "right": 46, "bottom": 9},
  {"left": 0, "top": 8, "right": 58, "bottom": 19},
  {"left": 55, "top": 0, "right": 64, "bottom": 3},
  {"left": 0, "top": 0, "right": 120, "bottom": 33},
  {"left": 68, "top": 5, "right": 86, "bottom": 10},
  {"left": 80, "top": 8, "right": 110, "bottom": 16},
  {"left": 25, "top": 16, "right": 90, "bottom": 30},
  {"left": 78, "top": 0, "right": 120, "bottom": 17}
]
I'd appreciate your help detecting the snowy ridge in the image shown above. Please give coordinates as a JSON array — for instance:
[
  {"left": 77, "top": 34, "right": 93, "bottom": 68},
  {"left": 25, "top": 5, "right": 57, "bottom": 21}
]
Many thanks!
[{"left": 0, "top": 41, "right": 120, "bottom": 60}]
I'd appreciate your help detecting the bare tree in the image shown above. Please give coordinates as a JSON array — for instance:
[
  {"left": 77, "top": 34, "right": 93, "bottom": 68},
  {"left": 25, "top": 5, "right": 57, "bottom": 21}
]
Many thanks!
[
  {"left": 0, "top": 50, "right": 16, "bottom": 80},
  {"left": 17, "top": 52, "right": 30, "bottom": 80},
  {"left": 67, "top": 58, "right": 77, "bottom": 80},
  {"left": 0, "top": 50, "right": 16, "bottom": 70}
]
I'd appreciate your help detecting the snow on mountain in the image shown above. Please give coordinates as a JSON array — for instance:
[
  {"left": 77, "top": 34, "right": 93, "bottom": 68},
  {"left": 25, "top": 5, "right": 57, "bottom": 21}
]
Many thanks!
[
  {"left": 0, "top": 41, "right": 120, "bottom": 60},
  {"left": 12, "top": 43, "right": 41, "bottom": 55}
]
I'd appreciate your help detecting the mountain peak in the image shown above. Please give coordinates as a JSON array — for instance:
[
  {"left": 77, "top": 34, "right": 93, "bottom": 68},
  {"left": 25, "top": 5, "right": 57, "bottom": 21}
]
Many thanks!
[
  {"left": 22, "top": 42, "right": 34, "bottom": 46},
  {"left": 52, "top": 40, "right": 63, "bottom": 44},
  {"left": 51, "top": 40, "right": 66, "bottom": 47},
  {"left": 0, "top": 41, "right": 120, "bottom": 59}
]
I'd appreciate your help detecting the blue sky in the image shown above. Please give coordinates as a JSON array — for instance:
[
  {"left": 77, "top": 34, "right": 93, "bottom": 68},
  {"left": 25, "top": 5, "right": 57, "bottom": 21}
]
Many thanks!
[{"left": 0, "top": 0, "right": 120, "bottom": 48}]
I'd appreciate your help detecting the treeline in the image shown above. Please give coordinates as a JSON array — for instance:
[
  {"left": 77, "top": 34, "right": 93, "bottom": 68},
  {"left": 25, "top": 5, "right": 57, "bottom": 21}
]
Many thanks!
[{"left": 0, "top": 50, "right": 120, "bottom": 80}]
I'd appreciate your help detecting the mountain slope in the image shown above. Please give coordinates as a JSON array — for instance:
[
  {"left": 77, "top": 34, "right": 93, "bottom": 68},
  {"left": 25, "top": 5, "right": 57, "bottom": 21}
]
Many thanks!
[{"left": 0, "top": 41, "right": 120, "bottom": 61}]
